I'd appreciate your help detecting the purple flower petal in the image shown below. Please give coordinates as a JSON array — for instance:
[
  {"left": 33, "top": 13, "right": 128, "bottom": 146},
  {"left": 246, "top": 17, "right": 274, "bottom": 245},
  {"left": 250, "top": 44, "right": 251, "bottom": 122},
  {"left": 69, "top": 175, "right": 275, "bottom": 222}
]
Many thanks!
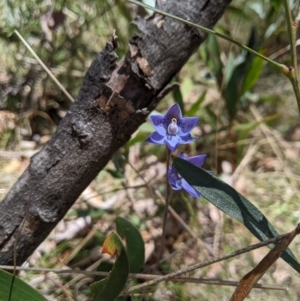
[
  {"left": 165, "top": 103, "right": 182, "bottom": 121},
  {"left": 168, "top": 167, "right": 182, "bottom": 190},
  {"left": 145, "top": 102, "right": 199, "bottom": 150},
  {"left": 178, "top": 152, "right": 187, "bottom": 160},
  {"left": 165, "top": 134, "right": 180, "bottom": 152},
  {"left": 168, "top": 152, "right": 206, "bottom": 198},
  {"left": 181, "top": 179, "right": 201, "bottom": 198},
  {"left": 187, "top": 154, "right": 207, "bottom": 168},
  {"left": 178, "top": 134, "right": 195, "bottom": 144},
  {"left": 178, "top": 117, "right": 199, "bottom": 134},
  {"left": 145, "top": 132, "right": 165, "bottom": 145},
  {"left": 150, "top": 115, "right": 167, "bottom": 135}
]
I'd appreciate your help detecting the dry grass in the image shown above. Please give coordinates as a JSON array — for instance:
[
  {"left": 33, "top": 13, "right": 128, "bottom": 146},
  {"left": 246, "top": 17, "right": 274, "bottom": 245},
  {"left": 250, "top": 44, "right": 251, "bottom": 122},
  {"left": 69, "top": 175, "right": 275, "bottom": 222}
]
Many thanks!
[
  {"left": 1, "top": 114, "right": 300, "bottom": 300},
  {"left": 1, "top": 2, "right": 300, "bottom": 300}
]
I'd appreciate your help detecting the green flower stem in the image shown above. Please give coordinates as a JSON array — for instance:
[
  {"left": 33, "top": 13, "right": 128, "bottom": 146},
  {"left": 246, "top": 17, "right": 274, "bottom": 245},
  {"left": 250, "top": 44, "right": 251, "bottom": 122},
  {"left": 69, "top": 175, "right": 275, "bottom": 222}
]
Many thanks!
[
  {"left": 158, "top": 148, "right": 172, "bottom": 262},
  {"left": 283, "top": 0, "right": 300, "bottom": 113},
  {"left": 128, "top": 0, "right": 284, "bottom": 70}
]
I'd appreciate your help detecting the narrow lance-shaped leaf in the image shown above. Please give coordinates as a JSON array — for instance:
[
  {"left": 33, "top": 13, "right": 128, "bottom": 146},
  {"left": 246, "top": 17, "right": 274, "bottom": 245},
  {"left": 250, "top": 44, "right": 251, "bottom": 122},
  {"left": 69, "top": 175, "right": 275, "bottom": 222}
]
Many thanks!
[
  {"left": 172, "top": 86, "right": 185, "bottom": 115},
  {"left": 173, "top": 157, "right": 300, "bottom": 273},
  {"left": 206, "top": 34, "right": 223, "bottom": 87},
  {"left": 241, "top": 55, "right": 265, "bottom": 95},
  {"left": 90, "top": 232, "right": 129, "bottom": 301},
  {"left": 186, "top": 91, "right": 206, "bottom": 116}
]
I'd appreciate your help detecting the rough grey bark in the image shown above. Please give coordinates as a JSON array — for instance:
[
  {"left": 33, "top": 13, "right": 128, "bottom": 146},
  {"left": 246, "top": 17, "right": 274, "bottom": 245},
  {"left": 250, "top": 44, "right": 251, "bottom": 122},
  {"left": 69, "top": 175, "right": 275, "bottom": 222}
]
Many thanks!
[{"left": 0, "top": 0, "right": 231, "bottom": 265}]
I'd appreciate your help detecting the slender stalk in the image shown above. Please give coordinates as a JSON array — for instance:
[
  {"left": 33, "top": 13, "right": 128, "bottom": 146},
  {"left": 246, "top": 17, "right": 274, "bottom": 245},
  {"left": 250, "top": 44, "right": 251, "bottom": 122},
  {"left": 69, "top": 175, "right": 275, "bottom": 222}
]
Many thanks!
[
  {"left": 158, "top": 148, "right": 172, "bottom": 262},
  {"left": 14, "top": 30, "right": 75, "bottom": 103},
  {"left": 128, "top": 0, "right": 284, "bottom": 70},
  {"left": 283, "top": 0, "right": 299, "bottom": 78},
  {"left": 0, "top": 265, "right": 287, "bottom": 291},
  {"left": 123, "top": 233, "right": 288, "bottom": 294},
  {"left": 283, "top": 0, "right": 300, "bottom": 113}
]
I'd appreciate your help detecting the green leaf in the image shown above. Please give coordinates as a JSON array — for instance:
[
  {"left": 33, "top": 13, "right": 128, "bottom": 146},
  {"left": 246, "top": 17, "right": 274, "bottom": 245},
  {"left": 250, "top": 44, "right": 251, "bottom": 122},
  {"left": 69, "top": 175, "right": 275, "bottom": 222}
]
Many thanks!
[
  {"left": 125, "top": 132, "right": 147, "bottom": 149},
  {"left": 206, "top": 34, "right": 223, "bottom": 87},
  {"left": 91, "top": 232, "right": 129, "bottom": 301},
  {"left": 105, "top": 168, "right": 123, "bottom": 179},
  {"left": 94, "top": 261, "right": 114, "bottom": 282},
  {"left": 173, "top": 158, "right": 300, "bottom": 274},
  {"left": 234, "top": 114, "right": 278, "bottom": 140},
  {"left": 223, "top": 65, "right": 240, "bottom": 120},
  {"left": 116, "top": 217, "right": 145, "bottom": 273},
  {"left": 180, "top": 78, "right": 194, "bottom": 102},
  {"left": 0, "top": 269, "right": 46, "bottom": 301},
  {"left": 223, "top": 53, "right": 236, "bottom": 86},
  {"left": 270, "top": 0, "right": 282, "bottom": 10},
  {"left": 172, "top": 86, "right": 185, "bottom": 115},
  {"left": 186, "top": 91, "right": 206, "bottom": 116},
  {"left": 222, "top": 27, "right": 256, "bottom": 120},
  {"left": 241, "top": 55, "right": 265, "bottom": 95}
]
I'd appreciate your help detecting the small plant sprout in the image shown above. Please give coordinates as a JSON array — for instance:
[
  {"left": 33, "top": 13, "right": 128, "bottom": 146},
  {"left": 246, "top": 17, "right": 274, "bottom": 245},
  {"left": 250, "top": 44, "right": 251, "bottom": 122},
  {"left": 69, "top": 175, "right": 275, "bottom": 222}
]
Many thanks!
[
  {"left": 168, "top": 152, "right": 206, "bottom": 198},
  {"left": 146, "top": 103, "right": 199, "bottom": 151}
]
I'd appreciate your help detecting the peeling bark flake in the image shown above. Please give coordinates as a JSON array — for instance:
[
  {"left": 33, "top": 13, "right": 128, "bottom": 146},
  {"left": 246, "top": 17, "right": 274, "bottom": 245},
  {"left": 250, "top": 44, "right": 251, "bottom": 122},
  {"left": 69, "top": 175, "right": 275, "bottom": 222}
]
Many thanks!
[
  {"left": 136, "top": 57, "right": 154, "bottom": 77},
  {"left": 129, "top": 44, "right": 139, "bottom": 57},
  {"left": 157, "top": 19, "right": 165, "bottom": 28},
  {"left": 99, "top": 89, "right": 135, "bottom": 120}
]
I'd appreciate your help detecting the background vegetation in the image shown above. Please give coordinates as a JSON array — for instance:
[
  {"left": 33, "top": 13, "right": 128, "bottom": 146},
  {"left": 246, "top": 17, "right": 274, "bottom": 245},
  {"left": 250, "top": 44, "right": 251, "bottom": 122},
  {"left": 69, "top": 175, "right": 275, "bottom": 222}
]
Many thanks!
[{"left": 0, "top": 0, "right": 300, "bottom": 300}]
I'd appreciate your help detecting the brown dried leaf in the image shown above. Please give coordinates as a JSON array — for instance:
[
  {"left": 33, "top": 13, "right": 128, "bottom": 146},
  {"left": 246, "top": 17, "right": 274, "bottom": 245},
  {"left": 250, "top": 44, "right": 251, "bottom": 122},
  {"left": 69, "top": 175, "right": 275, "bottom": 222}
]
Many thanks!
[{"left": 230, "top": 224, "right": 300, "bottom": 301}]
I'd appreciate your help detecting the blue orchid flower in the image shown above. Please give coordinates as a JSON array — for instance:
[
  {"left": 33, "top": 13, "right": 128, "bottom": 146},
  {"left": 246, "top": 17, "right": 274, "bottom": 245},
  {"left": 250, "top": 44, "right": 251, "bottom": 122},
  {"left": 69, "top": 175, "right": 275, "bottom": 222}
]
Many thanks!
[
  {"left": 146, "top": 103, "right": 199, "bottom": 152},
  {"left": 168, "top": 152, "right": 207, "bottom": 198}
]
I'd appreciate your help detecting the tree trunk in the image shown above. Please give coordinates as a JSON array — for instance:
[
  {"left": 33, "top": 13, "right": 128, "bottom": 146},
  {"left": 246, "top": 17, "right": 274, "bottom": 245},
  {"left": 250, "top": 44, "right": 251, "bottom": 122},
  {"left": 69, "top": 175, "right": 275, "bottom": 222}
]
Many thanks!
[{"left": 0, "top": 0, "right": 231, "bottom": 265}]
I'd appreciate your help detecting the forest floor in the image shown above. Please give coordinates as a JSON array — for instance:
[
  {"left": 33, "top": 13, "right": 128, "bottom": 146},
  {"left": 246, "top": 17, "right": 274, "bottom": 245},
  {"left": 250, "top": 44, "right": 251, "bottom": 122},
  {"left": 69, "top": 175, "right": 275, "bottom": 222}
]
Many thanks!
[{"left": 1, "top": 69, "right": 300, "bottom": 301}]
